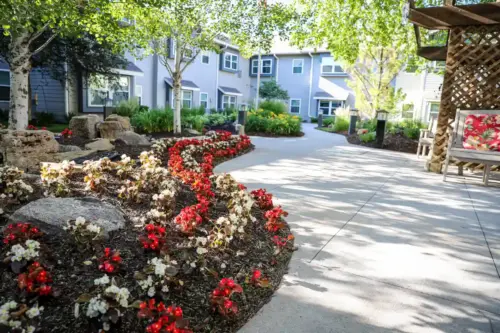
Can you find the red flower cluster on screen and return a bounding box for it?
[249,269,270,288]
[264,206,288,232]
[18,261,52,296]
[250,189,274,210]
[138,300,192,333]
[140,224,167,251]
[27,124,47,130]
[175,206,203,234]
[210,278,243,316]
[3,223,42,245]
[98,248,122,273]
[251,269,262,284]
[272,234,294,249]
[61,128,73,138]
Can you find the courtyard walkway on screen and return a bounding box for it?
[215,123,500,333]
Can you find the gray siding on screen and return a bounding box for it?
[30,69,66,121]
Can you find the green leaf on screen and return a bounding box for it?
[76,293,93,303]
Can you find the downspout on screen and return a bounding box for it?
[152,53,158,109]
[273,54,279,82]
[419,67,427,122]
[64,62,70,117]
[216,44,228,111]
[308,52,314,119]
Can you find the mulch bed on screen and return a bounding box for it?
[56,136,95,149]
[143,130,201,140]
[0,136,291,333]
[346,133,418,154]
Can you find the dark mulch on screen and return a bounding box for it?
[143,130,200,140]
[56,136,95,149]
[0,143,290,333]
[346,133,418,154]
[246,132,304,138]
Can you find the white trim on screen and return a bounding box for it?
[292,59,304,74]
[307,53,313,118]
[289,98,301,114]
[135,84,143,105]
[251,59,259,75]
[313,96,347,101]
[261,59,272,75]
[111,68,144,77]
[222,95,237,109]
[426,100,440,122]
[200,92,209,109]
[0,69,9,72]
[321,56,345,75]
[201,51,210,65]
[273,54,279,82]
[87,74,131,108]
[223,51,239,71]
[317,100,344,116]
[218,88,242,96]
[182,90,193,109]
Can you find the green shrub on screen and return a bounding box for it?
[359,132,376,143]
[310,117,318,123]
[258,100,286,115]
[33,112,55,126]
[403,127,420,140]
[389,119,426,140]
[323,117,335,127]
[332,116,349,132]
[183,114,208,132]
[246,115,269,133]
[182,106,206,117]
[114,98,142,117]
[358,119,377,132]
[206,113,229,126]
[246,111,302,136]
[131,107,174,133]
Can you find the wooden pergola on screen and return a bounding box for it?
[408,0,500,173]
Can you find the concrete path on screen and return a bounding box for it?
[215,123,500,333]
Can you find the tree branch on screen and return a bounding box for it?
[180,49,201,73]
[32,32,58,55]
[28,23,50,45]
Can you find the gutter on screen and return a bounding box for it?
[216,44,228,111]
[308,52,314,119]
[152,53,158,109]
[64,62,70,117]
[273,54,279,82]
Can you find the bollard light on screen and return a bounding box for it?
[348,108,359,135]
[317,113,323,128]
[238,105,248,126]
[375,110,389,148]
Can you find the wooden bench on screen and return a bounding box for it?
[443,109,500,186]
[417,118,436,158]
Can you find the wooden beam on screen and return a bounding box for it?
[445,5,499,25]
[409,8,450,30]
[417,46,447,61]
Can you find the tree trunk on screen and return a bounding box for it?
[173,75,182,134]
[8,31,32,130]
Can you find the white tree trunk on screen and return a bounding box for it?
[8,31,32,130]
[173,77,182,134]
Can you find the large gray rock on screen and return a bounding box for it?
[85,138,114,151]
[69,115,100,139]
[59,144,82,152]
[115,131,150,146]
[9,197,125,236]
[98,120,124,139]
[105,115,131,131]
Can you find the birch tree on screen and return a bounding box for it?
[0,0,162,130]
[148,0,294,134]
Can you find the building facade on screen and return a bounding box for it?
[0,45,443,124]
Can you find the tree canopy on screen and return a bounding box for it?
[259,80,290,101]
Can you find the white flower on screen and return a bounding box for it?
[150,257,167,277]
[86,223,101,234]
[161,285,169,293]
[103,322,111,331]
[27,326,36,333]
[117,288,130,307]
[86,296,109,318]
[138,275,153,290]
[221,263,226,269]
[8,240,40,262]
[147,287,156,297]
[25,305,43,319]
[94,275,110,286]
[105,285,120,295]
[75,217,86,226]
[196,247,208,255]
[190,262,196,268]
[9,320,21,328]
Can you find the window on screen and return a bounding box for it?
[262,59,272,74]
[290,99,301,114]
[222,95,236,109]
[251,59,259,74]
[223,52,238,70]
[135,85,142,105]
[292,59,303,74]
[200,92,208,109]
[0,71,10,102]
[402,103,414,119]
[182,90,192,108]
[88,74,130,107]
[428,102,440,121]
[201,51,210,64]
[321,57,344,74]
[318,100,343,116]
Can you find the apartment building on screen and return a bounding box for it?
[0,43,443,124]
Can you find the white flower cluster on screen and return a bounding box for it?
[0,166,33,201]
[137,257,176,297]
[115,155,135,178]
[40,160,75,197]
[0,301,42,333]
[82,158,116,192]
[150,178,178,220]
[94,274,110,286]
[63,217,102,242]
[104,285,130,308]
[86,295,109,318]
[152,138,176,157]
[8,240,40,262]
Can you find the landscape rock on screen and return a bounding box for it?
[106,115,131,131]
[59,144,82,152]
[99,120,124,139]
[69,115,100,139]
[51,149,98,163]
[186,128,201,135]
[85,139,114,151]
[0,130,59,172]
[9,197,125,236]
[115,131,150,146]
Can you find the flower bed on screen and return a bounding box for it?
[0,131,294,333]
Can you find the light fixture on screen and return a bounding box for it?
[376,110,389,121]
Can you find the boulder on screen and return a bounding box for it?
[106,115,131,131]
[51,149,98,163]
[186,128,201,136]
[9,197,125,236]
[69,115,100,139]
[59,144,82,152]
[85,139,114,151]
[0,130,59,172]
[99,120,124,139]
[115,131,150,146]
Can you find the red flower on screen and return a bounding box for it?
[138,303,192,333]
[211,278,243,317]
[18,262,53,296]
[98,248,122,273]
[264,206,288,233]
[251,189,274,210]
[2,223,42,245]
[139,224,166,252]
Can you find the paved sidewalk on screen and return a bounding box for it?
[215,123,500,333]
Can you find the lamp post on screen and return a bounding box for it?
[348,108,359,135]
[375,110,389,148]
[238,104,248,135]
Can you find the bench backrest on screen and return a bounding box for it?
[450,109,500,149]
